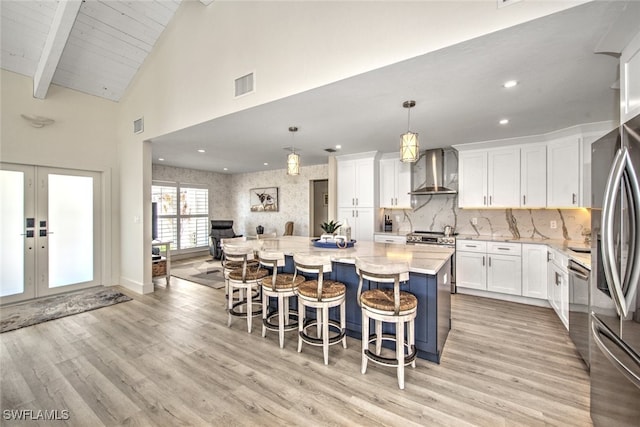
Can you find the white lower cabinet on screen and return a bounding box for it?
[456,241,522,296]
[547,249,569,330]
[373,233,406,245]
[521,244,548,299]
[456,249,487,290]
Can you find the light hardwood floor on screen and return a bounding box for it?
[0,276,592,426]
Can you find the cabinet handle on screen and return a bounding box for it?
[482,256,485,266]
[488,256,492,267]
[497,247,511,251]
[356,198,359,206]
[572,193,577,204]
[489,195,493,206]
[352,198,355,206]
[352,210,355,217]
[484,196,487,206]
[356,210,359,218]
[391,198,394,206]
[523,195,526,205]
[555,272,561,285]
[465,244,477,248]
[394,197,397,205]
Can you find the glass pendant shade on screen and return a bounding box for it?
[287,152,300,175]
[400,131,419,163]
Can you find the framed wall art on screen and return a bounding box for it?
[250,187,278,212]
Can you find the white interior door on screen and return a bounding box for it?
[0,164,101,304]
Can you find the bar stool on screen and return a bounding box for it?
[226,243,268,333]
[221,237,257,301]
[355,258,417,389]
[259,250,306,348]
[294,253,347,365]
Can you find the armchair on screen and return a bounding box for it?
[209,220,241,259]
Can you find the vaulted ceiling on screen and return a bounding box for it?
[2,1,640,175]
[1,0,184,101]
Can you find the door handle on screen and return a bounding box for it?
[572,193,577,204]
[602,146,640,317]
[591,314,640,388]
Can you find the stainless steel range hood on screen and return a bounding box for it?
[410,148,457,195]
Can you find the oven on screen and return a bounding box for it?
[406,231,456,293]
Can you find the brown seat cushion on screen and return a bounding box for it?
[262,273,305,290]
[297,280,346,299]
[228,267,269,281]
[361,289,417,312]
[224,259,258,270]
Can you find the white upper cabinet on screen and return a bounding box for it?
[458,151,488,208]
[379,154,411,209]
[487,148,520,207]
[520,145,547,208]
[547,135,581,208]
[621,31,640,123]
[337,153,377,208]
[458,148,519,208]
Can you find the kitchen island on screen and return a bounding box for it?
[251,236,454,363]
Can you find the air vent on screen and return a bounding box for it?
[235,72,254,97]
[133,117,144,134]
[324,148,337,153]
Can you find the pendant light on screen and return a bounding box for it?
[400,100,419,163]
[287,126,300,176]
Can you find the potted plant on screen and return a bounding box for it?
[320,220,341,235]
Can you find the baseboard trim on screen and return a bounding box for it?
[457,287,550,308]
[119,276,154,294]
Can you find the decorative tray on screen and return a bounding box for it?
[311,238,357,249]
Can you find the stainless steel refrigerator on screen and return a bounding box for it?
[590,113,640,426]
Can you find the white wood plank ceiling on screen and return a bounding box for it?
[1,0,186,101]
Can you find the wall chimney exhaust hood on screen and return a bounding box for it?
[410,148,457,195]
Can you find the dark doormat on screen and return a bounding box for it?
[0,287,132,333]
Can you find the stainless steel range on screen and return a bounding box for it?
[406,231,456,292]
[406,230,456,247]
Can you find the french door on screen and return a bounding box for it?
[0,164,101,305]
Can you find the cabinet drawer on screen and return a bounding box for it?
[456,240,487,253]
[374,234,406,245]
[487,242,521,256]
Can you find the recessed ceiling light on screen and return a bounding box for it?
[223,167,228,171]
[158,158,165,161]
[263,162,268,166]
[503,80,518,88]
[499,119,509,125]
[198,149,205,153]
[335,145,342,149]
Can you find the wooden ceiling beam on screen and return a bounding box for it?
[33,0,82,99]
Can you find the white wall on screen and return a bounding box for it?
[118,1,586,291]
[0,69,120,286]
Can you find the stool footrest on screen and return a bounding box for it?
[299,319,346,346]
[263,310,299,331]
[228,300,263,318]
[365,333,417,367]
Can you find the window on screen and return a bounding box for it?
[152,182,209,251]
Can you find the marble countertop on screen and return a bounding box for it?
[456,234,592,269]
[247,236,454,275]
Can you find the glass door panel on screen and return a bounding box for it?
[48,174,94,287]
[0,165,35,304]
[36,168,101,297]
